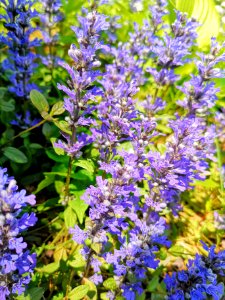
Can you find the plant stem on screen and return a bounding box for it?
[64,155,73,200]
[28,216,59,234]
[215,137,224,194]
[0,119,46,149]
[152,87,159,103]
[83,249,94,279]
[64,94,78,201]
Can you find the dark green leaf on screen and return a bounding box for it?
[0,98,15,112]
[34,175,55,194]
[17,287,45,300]
[46,148,69,163]
[3,147,28,164]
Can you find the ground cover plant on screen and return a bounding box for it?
[1,0,225,299]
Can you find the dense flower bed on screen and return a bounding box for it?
[1,0,225,299]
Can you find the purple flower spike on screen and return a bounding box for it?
[0,0,40,99]
[56,7,109,157]
[0,168,37,297]
[165,242,225,299]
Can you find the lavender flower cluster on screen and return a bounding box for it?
[0,168,37,299]
[165,242,225,300]
[0,0,40,99]
[55,5,109,158]
[55,1,225,299]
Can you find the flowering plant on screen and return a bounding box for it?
[1,0,225,299]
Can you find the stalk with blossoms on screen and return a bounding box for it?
[165,242,225,299]
[55,4,109,202]
[18,0,225,298]
[0,168,37,300]
[50,1,225,299]
[0,0,40,100]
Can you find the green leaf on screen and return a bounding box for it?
[53,120,71,134]
[37,197,58,212]
[16,287,45,300]
[68,285,89,300]
[0,98,15,112]
[37,261,60,274]
[68,253,86,269]
[147,275,159,292]
[55,180,64,194]
[3,147,28,164]
[174,0,220,47]
[156,124,172,134]
[69,191,88,223]
[91,243,102,254]
[52,292,64,300]
[194,179,218,189]
[30,90,49,113]
[72,169,94,181]
[50,101,65,116]
[74,159,95,174]
[46,148,69,163]
[34,175,55,194]
[82,278,97,300]
[29,143,43,149]
[103,278,117,291]
[136,292,146,300]
[64,206,77,229]
[168,245,187,257]
[42,123,58,139]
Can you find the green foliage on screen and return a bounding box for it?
[64,206,77,228]
[16,287,45,300]
[1,0,225,299]
[103,278,117,290]
[30,90,50,114]
[3,146,28,164]
[37,261,60,274]
[68,285,89,300]
[74,159,95,174]
[68,192,88,224]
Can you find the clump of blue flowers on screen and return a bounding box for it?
[56,0,225,298]
[165,242,225,300]
[0,0,40,99]
[0,168,37,299]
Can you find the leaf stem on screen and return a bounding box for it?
[0,119,46,149]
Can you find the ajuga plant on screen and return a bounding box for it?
[39,0,63,69]
[165,242,225,299]
[55,2,109,203]
[0,168,37,299]
[49,0,225,299]
[19,0,225,299]
[0,0,40,100]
